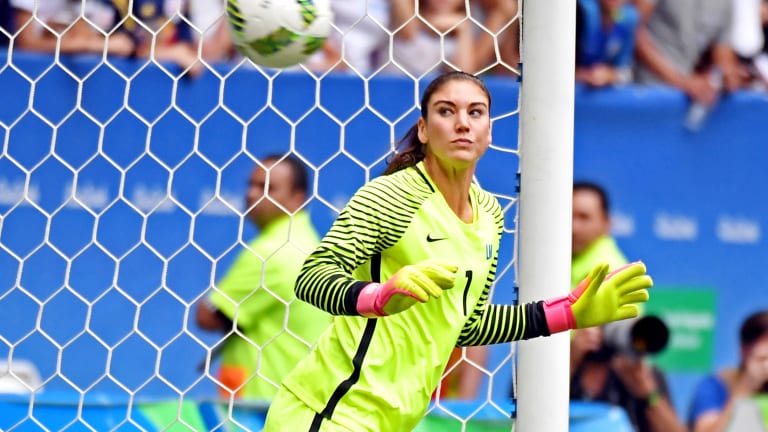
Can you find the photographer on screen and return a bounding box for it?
[570,323,686,432]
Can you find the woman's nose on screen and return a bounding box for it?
[455,112,469,130]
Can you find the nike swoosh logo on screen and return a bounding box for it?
[426,234,448,242]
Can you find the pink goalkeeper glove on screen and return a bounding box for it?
[356,259,458,318]
[543,261,653,333]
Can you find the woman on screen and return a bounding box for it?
[689,310,768,432]
[263,71,652,431]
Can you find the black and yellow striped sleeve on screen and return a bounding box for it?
[457,302,551,346]
[294,171,433,315]
[456,189,551,345]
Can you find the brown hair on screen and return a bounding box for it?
[740,310,768,347]
[261,153,310,194]
[573,181,611,215]
[739,310,768,392]
[383,71,491,175]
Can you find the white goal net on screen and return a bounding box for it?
[0,0,540,430]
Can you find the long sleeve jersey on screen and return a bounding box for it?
[281,162,552,431]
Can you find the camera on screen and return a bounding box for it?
[602,315,670,358]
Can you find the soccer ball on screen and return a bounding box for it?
[226,0,334,69]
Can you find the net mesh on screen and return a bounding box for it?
[0,0,522,430]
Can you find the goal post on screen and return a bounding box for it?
[516,0,576,431]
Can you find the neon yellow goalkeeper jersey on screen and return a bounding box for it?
[281,162,552,431]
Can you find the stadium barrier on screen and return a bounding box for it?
[0,391,634,431]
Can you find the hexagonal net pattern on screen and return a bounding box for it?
[0,1,522,430]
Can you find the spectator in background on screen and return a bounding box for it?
[688,310,768,432]
[179,0,234,63]
[472,0,519,75]
[385,0,476,76]
[631,0,748,108]
[575,0,640,87]
[112,0,204,76]
[311,0,389,75]
[385,0,519,77]
[730,0,763,82]
[10,0,135,56]
[731,0,768,89]
[196,155,331,400]
[569,181,686,432]
[571,181,627,288]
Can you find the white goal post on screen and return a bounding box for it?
[516,0,575,431]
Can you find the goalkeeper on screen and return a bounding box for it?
[263,71,653,431]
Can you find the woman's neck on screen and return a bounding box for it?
[423,158,474,223]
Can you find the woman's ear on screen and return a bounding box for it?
[417,117,428,145]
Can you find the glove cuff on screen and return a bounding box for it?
[357,283,384,318]
[542,295,577,333]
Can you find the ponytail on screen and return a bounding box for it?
[383,125,425,175]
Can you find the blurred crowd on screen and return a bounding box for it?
[0,0,233,77]
[0,0,765,97]
[0,0,518,77]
